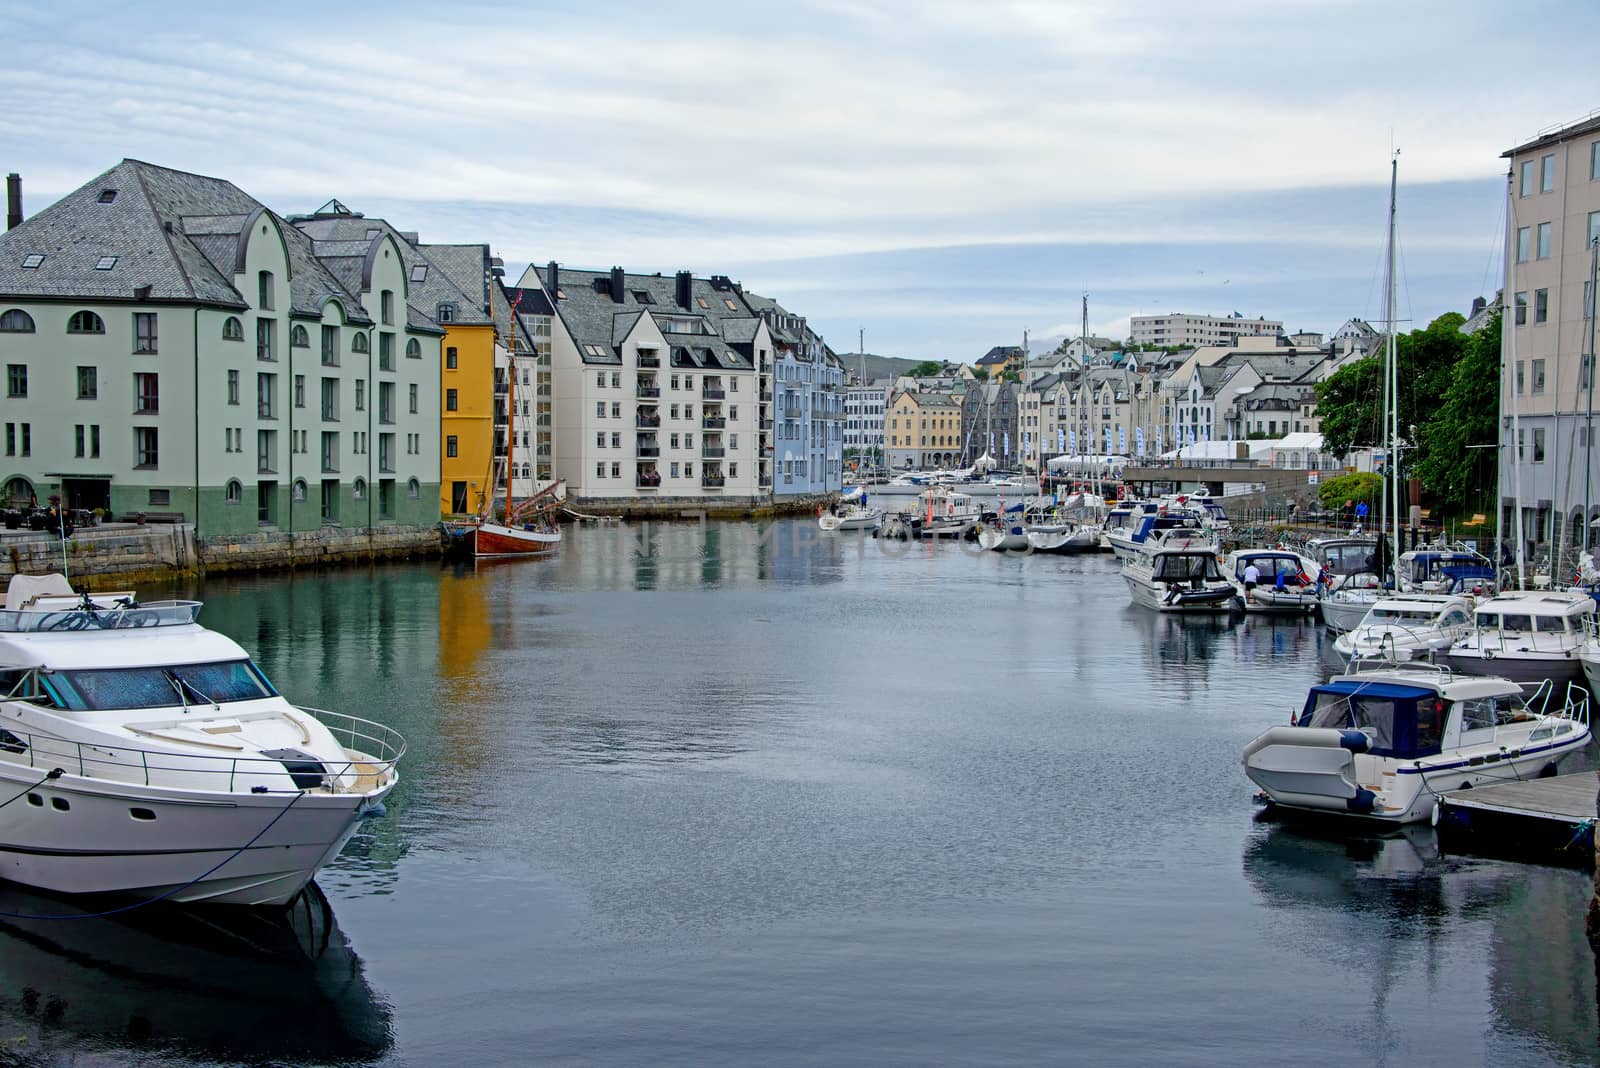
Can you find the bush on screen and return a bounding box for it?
[1317,472,1382,512]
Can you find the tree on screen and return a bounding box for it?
[1313,355,1382,458]
[1314,312,1470,462]
[971,366,989,380]
[1317,472,1383,511]
[1413,314,1500,519]
[908,360,943,378]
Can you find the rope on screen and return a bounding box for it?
[0,789,307,921]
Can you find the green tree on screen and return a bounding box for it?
[1313,355,1382,458]
[1413,314,1500,518]
[971,366,989,380]
[1317,472,1383,511]
[908,360,943,378]
[1314,312,1470,462]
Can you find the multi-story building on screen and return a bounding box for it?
[845,379,888,466]
[960,382,1019,466]
[1131,312,1283,348]
[885,392,961,470]
[0,162,441,535]
[511,264,772,502]
[1499,112,1600,559]
[747,295,844,496]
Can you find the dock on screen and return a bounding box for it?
[1434,772,1598,867]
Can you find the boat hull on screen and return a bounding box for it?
[473,522,560,558]
[1026,529,1099,554]
[1123,574,1239,613]
[1319,592,1379,633]
[0,767,392,905]
[978,526,1029,551]
[1442,649,1587,692]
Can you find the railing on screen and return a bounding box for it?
[702,475,725,488]
[760,419,773,430]
[0,705,404,794]
[703,387,726,399]
[0,599,202,633]
[636,473,661,488]
[637,353,660,368]
[636,385,661,399]
[702,446,725,458]
[702,416,726,429]
[637,445,661,457]
[636,414,661,428]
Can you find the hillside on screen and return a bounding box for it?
[836,353,923,383]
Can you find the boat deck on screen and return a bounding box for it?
[1435,772,1598,866]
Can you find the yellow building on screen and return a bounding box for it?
[885,391,962,470]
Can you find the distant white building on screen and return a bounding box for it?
[1131,312,1283,348]
[845,380,887,460]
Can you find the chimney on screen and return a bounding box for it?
[6,173,20,231]
[546,260,560,294]
[1471,295,1487,316]
[610,266,625,303]
[675,270,692,309]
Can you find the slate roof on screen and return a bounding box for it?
[977,345,1023,366]
[292,214,488,331]
[0,160,379,327]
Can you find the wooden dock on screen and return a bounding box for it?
[1435,772,1598,866]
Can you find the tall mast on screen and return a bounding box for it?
[1081,293,1089,370]
[1022,329,1030,487]
[1585,237,1598,553]
[504,289,523,524]
[1508,169,1527,588]
[1386,153,1401,582]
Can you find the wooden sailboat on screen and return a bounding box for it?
[467,318,561,559]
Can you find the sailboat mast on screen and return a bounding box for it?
[1508,169,1527,588]
[1585,238,1598,553]
[1385,154,1401,581]
[504,289,523,524]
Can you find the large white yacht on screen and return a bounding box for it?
[0,574,403,906]
[1243,661,1590,824]
[1331,593,1475,663]
[1443,590,1593,691]
[1122,544,1238,613]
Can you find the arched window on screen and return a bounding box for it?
[292,478,308,502]
[351,334,369,355]
[223,317,244,341]
[407,477,420,499]
[67,310,105,334]
[223,479,242,504]
[291,324,309,348]
[352,477,367,500]
[2,476,35,504]
[0,309,34,333]
[405,337,421,360]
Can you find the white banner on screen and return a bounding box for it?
[1117,426,1125,453]
[1135,426,1145,457]
[1069,429,1077,452]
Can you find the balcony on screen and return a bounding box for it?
[702,475,725,488]
[702,415,726,429]
[637,352,660,368]
[762,443,773,455]
[637,444,661,457]
[758,476,772,487]
[759,361,771,373]
[636,471,661,489]
[702,446,725,458]
[760,392,773,403]
[636,413,661,428]
[702,386,726,400]
[760,418,773,430]
[636,385,661,399]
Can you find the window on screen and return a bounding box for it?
[729,463,737,478]
[355,380,366,411]
[321,325,338,365]
[257,429,277,474]
[406,338,420,360]
[409,383,419,414]
[611,432,620,448]
[670,462,679,477]
[1541,153,1556,193]
[381,290,394,326]
[352,334,369,355]
[595,462,605,479]
[611,462,620,478]
[1534,289,1549,324]
[671,375,680,390]
[258,271,274,311]
[294,374,305,408]
[19,254,42,269]
[1537,222,1552,259]
[93,256,117,271]
[352,478,366,501]
[1514,291,1528,326]
[223,316,244,341]
[446,388,458,411]
[379,382,394,425]
[670,404,679,420]
[1532,358,1546,393]
[446,435,458,458]
[293,479,307,503]
[596,432,605,449]
[76,366,96,399]
[256,318,275,361]
[379,433,394,473]
[1520,160,1535,196]
[411,264,428,284]
[89,424,99,458]
[291,324,309,348]
[408,477,420,499]
[611,372,621,388]
[446,347,458,369]
[729,433,738,449]
[670,433,680,449]
[436,302,456,323]
[321,431,339,473]
[1516,227,1530,263]
[74,424,85,458]
[135,372,158,413]
[378,478,394,518]
[1592,141,1600,181]
[97,189,117,204]
[149,488,170,507]
[379,333,394,371]
[321,378,339,420]
[227,369,240,405]
[5,364,25,398]
[1533,427,1547,463]
[596,401,605,418]
[596,371,605,388]
[135,427,158,468]
[0,310,33,332]
[225,479,242,504]
[611,402,620,418]
[127,312,158,354]
[255,373,275,419]
[67,310,104,334]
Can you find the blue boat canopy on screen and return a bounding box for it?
[1297,681,1445,759]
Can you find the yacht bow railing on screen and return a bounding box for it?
[0,601,203,633]
[0,707,404,795]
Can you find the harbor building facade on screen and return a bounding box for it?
[0,162,442,537]
[845,380,887,467]
[886,391,961,470]
[748,296,846,497]
[1131,312,1283,348]
[1499,111,1600,562]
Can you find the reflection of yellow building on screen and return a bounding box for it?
[437,571,493,683]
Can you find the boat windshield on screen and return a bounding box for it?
[1235,556,1305,581]
[1152,553,1223,581]
[1367,607,1437,622]
[36,660,279,712]
[1320,544,1375,575]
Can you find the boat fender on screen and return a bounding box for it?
[1337,730,1369,754]
[1345,788,1377,814]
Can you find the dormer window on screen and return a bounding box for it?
[436,302,457,324]
[97,190,117,204]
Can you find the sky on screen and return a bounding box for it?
[3,0,1594,360]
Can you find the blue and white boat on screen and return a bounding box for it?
[1242,661,1590,824]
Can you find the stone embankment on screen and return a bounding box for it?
[0,523,440,588]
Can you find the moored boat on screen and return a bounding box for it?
[1331,593,1475,663]
[1224,547,1322,615]
[1123,544,1238,613]
[1443,590,1593,691]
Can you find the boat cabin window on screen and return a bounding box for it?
[1320,544,1372,575]
[1457,695,1531,731]
[1367,607,1434,622]
[1479,613,1533,632]
[1236,556,1304,583]
[39,660,278,711]
[1298,684,1444,758]
[1440,609,1470,627]
[1152,554,1222,582]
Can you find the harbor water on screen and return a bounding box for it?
[2,517,1597,1066]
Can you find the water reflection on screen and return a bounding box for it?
[1244,817,1600,1064]
[0,883,390,1063]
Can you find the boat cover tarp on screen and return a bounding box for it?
[1298,681,1442,759]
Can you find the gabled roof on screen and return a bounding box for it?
[292,214,489,330]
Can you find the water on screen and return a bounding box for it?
[3,518,1597,1066]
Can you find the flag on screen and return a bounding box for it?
[1136,426,1145,457]
[1069,429,1077,453]
[1003,432,1010,456]
[989,431,995,453]
[1104,426,1112,453]
[1117,426,1125,453]
[1024,431,1031,453]
[1057,427,1065,452]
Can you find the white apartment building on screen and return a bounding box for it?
[1131,312,1283,348]
[1499,110,1600,560]
[845,382,887,460]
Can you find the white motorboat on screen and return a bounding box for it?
[1123,544,1239,613]
[1444,590,1593,691]
[1224,548,1322,615]
[1026,526,1101,554]
[1243,661,1590,823]
[819,506,883,532]
[1105,510,1213,562]
[908,488,981,538]
[1318,583,1384,634]
[0,574,403,906]
[1331,593,1475,662]
[977,516,1029,551]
